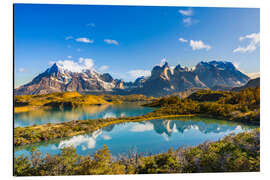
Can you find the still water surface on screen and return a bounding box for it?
[15,117,257,157]
[14,104,155,127]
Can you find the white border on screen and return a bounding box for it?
[1,0,269,180]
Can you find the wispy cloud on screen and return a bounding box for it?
[67,56,72,59]
[183,17,199,27]
[99,65,109,72]
[104,39,119,45]
[247,72,260,79]
[130,122,154,132]
[65,36,73,40]
[178,8,193,16]
[49,57,94,72]
[75,37,94,43]
[178,37,211,51]
[233,32,260,53]
[128,69,151,79]
[190,40,211,51]
[178,8,198,27]
[178,37,188,43]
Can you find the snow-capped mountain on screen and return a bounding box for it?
[14,63,124,95]
[194,61,250,88]
[130,62,207,96]
[15,60,250,96]
[128,61,250,96]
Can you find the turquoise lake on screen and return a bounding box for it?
[14,104,155,127]
[15,116,257,157]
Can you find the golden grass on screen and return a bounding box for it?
[14,106,38,113]
[14,92,111,113]
[14,92,155,113]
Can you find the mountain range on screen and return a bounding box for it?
[15,60,251,97]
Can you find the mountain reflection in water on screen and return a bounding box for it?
[14,104,155,127]
[15,117,256,157]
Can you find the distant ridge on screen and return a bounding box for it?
[231,77,260,91]
[15,60,250,97]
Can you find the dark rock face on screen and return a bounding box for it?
[131,62,207,96]
[99,73,113,83]
[194,61,250,88]
[14,63,121,95]
[15,61,251,96]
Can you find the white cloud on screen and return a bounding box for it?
[102,135,111,140]
[58,135,96,149]
[67,56,72,59]
[58,130,102,150]
[183,17,192,26]
[130,122,154,132]
[190,40,211,51]
[178,37,188,43]
[103,112,116,119]
[99,65,109,72]
[65,36,73,40]
[18,68,25,72]
[233,33,260,53]
[104,39,119,45]
[247,72,260,79]
[76,37,94,43]
[183,17,199,26]
[79,57,94,69]
[239,33,260,43]
[178,8,193,16]
[128,69,151,79]
[50,57,95,72]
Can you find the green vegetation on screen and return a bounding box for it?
[101,94,156,104]
[14,128,260,176]
[14,88,259,146]
[14,114,191,146]
[145,87,260,124]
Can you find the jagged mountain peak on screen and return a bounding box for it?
[46,63,60,73]
[194,60,249,88]
[162,61,169,68]
[197,61,236,70]
[15,60,251,96]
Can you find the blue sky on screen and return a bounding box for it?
[14,4,260,88]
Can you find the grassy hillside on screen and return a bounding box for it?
[14,128,259,176]
[14,87,260,146]
[14,92,154,113]
[100,94,156,104]
[145,87,260,123]
[14,92,109,113]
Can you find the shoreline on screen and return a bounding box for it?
[14,112,259,147]
[14,114,194,146]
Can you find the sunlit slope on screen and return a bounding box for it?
[14,92,109,113]
[14,92,155,113]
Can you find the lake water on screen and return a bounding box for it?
[15,116,257,158]
[14,104,156,127]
